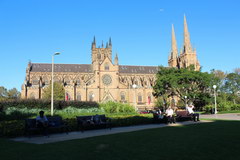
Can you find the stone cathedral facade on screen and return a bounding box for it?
[21,16,200,110]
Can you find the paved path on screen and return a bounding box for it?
[200,113,240,120]
[11,120,210,144]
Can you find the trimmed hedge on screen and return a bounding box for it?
[0,99,99,110]
[0,114,153,137]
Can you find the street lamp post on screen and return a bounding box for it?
[184,96,187,109]
[213,85,217,114]
[132,84,137,111]
[51,52,60,116]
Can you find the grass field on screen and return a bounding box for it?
[1,120,240,160]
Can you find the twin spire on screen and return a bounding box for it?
[171,24,178,59]
[183,15,192,53]
[170,14,193,59]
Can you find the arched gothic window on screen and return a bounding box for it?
[138,93,142,103]
[89,92,94,101]
[76,93,81,101]
[147,93,152,105]
[65,92,71,101]
[120,92,126,102]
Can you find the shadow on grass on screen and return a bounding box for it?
[2,120,240,160]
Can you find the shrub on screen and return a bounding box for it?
[231,104,240,110]
[203,102,240,113]
[100,102,135,113]
[0,99,99,110]
[55,107,105,118]
[0,114,153,137]
[202,105,214,113]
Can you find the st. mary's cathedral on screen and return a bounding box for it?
[21,15,200,110]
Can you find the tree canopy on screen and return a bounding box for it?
[0,86,20,101]
[223,72,240,104]
[153,66,214,108]
[42,82,65,100]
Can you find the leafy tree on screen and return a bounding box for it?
[210,69,226,90]
[234,68,240,75]
[223,72,240,104]
[7,88,20,99]
[0,86,8,100]
[42,82,65,100]
[153,66,213,108]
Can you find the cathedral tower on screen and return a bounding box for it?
[168,15,200,71]
[91,37,112,70]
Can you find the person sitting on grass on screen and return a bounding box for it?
[36,110,49,136]
[165,107,176,124]
[186,102,200,122]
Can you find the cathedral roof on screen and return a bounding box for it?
[29,63,159,74]
[119,65,159,74]
[30,63,92,73]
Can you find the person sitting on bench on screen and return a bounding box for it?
[165,107,175,124]
[36,110,48,135]
[186,103,200,122]
[92,114,102,124]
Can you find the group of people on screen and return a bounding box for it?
[155,102,200,124]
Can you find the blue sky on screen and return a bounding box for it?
[0,0,239,91]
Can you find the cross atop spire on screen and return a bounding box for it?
[183,14,192,53]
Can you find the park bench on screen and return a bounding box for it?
[76,115,111,132]
[176,110,192,121]
[152,112,167,123]
[25,116,68,137]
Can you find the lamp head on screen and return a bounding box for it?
[132,84,137,88]
[54,52,60,56]
[213,85,217,89]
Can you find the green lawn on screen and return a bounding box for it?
[1,120,240,160]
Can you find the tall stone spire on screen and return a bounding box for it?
[102,40,104,48]
[92,36,96,49]
[171,24,178,59]
[183,14,192,53]
[109,37,112,47]
[93,36,96,44]
[168,24,178,68]
[114,53,118,65]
